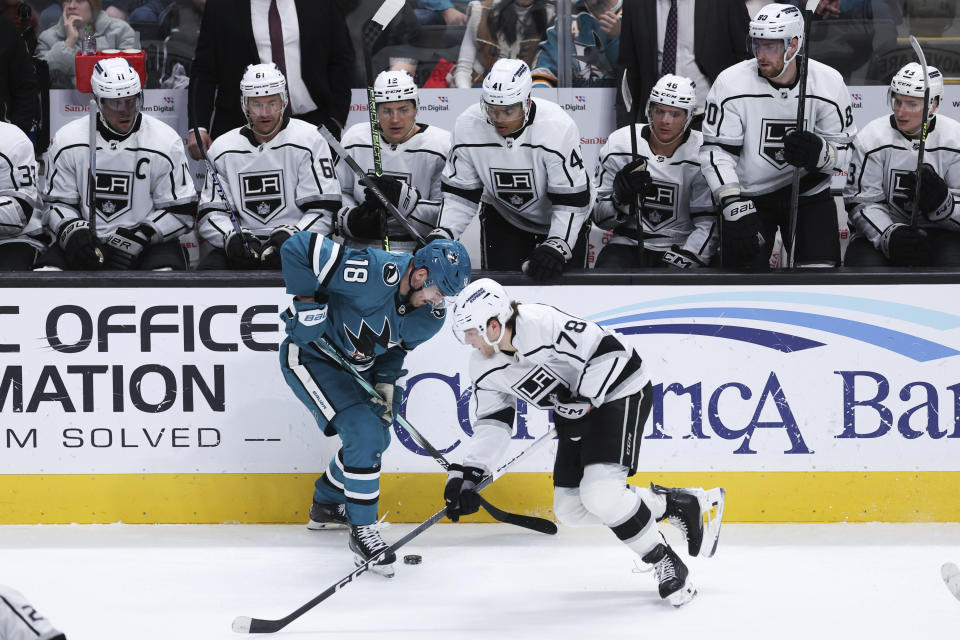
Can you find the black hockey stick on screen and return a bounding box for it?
[623,70,645,266]
[908,35,931,229]
[310,335,557,535]
[86,98,104,265]
[231,427,558,634]
[192,126,256,258]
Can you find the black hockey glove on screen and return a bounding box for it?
[612,156,653,205]
[526,237,572,281]
[900,164,953,221]
[339,200,386,239]
[662,245,704,269]
[365,175,420,217]
[880,223,930,266]
[444,463,484,522]
[548,389,593,421]
[104,224,153,270]
[720,196,765,263]
[224,229,262,269]
[259,224,299,269]
[58,219,104,270]
[783,130,834,172]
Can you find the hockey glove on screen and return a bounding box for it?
[662,245,704,269]
[281,298,328,347]
[880,223,930,266]
[548,389,593,421]
[721,196,765,263]
[612,156,653,206]
[370,377,405,427]
[900,164,954,221]
[224,229,262,269]
[365,175,420,217]
[58,219,104,270]
[259,224,299,268]
[444,463,484,522]
[783,130,835,172]
[104,224,153,270]
[526,237,572,281]
[424,227,453,244]
[338,200,386,239]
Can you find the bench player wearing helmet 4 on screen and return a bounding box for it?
[445,278,725,607]
[278,233,470,577]
[0,122,45,270]
[428,59,593,281]
[593,74,718,268]
[700,3,855,268]
[197,63,341,270]
[0,583,66,640]
[844,63,960,267]
[335,70,449,254]
[41,58,196,271]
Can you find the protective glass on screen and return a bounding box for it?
[99,95,141,118]
[750,39,785,57]
[890,94,925,114]
[377,102,416,119]
[245,97,284,116]
[649,104,687,123]
[484,101,524,122]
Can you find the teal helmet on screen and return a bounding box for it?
[413,239,472,297]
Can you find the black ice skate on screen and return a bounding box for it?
[642,542,696,607]
[306,501,348,530]
[651,483,725,558]
[349,524,396,578]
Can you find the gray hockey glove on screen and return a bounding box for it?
[526,237,571,281]
[900,164,953,221]
[721,196,764,262]
[104,224,153,270]
[424,227,453,244]
[224,229,262,269]
[369,369,406,426]
[662,245,705,269]
[260,224,299,268]
[548,389,593,420]
[783,130,835,172]
[281,298,327,347]
[58,219,104,270]
[444,463,484,522]
[880,223,930,266]
[612,156,653,205]
[365,175,420,217]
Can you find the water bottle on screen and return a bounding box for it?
[81,24,97,55]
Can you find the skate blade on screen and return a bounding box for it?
[943,562,960,601]
[698,487,725,559]
[354,554,395,578]
[306,520,348,530]
[667,583,697,608]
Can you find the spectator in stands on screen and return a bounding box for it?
[35,0,137,89]
[187,0,354,160]
[532,0,621,88]
[2,0,39,53]
[450,0,553,88]
[415,0,466,26]
[0,15,40,133]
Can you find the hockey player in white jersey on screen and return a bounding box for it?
[41,58,196,271]
[445,279,725,607]
[428,59,593,280]
[844,63,960,266]
[197,63,341,270]
[700,3,855,268]
[593,74,717,268]
[0,584,66,640]
[335,70,448,253]
[0,122,45,270]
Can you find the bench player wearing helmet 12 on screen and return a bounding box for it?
[844,63,960,267]
[428,59,593,281]
[593,74,718,269]
[278,232,471,577]
[700,3,855,268]
[335,70,449,254]
[445,278,725,606]
[0,122,45,271]
[41,58,197,271]
[196,63,341,270]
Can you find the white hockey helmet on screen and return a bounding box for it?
[374,70,419,107]
[452,278,513,348]
[889,62,944,117]
[240,63,288,118]
[749,3,804,69]
[90,57,142,100]
[482,59,533,126]
[645,74,697,128]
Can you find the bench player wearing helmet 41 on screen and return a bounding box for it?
[593,74,718,268]
[278,232,471,577]
[41,58,196,270]
[335,70,449,254]
[428,59,593,281]
[844,62,960,267]
[197,63,341,269]
[445,278,725,607]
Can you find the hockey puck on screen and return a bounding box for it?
[403,554,422,565]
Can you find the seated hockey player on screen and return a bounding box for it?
[335,70,448,254]
[40,58,196,271]
[427,59,593,281]
[196,63,341,270]
[0,583,66,639]
[0,122,45,270]
[593,74,718,269]
[445,278,725,607]
[844,62,960,267]
[278,233,471,577]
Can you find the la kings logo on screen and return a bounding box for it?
[759,118,797,169]
[94,170,132,220]
[240,170,285,223]
[512,364,564,409]
[640,181,678,230]
[490,169,537,211]
[889,169,916,215]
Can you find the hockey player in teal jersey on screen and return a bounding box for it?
[279,232,471,576]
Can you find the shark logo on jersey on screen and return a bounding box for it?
[94,170,132,220]
[240,170,285,223]
[344,317,392,361]
[382,262,400,286]
[512,364,565,409]
[491,169,537,211]
[759,119,796,169]
[889,169,916,215]
[641,181,678,230]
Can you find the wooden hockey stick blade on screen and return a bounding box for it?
[370,0,404,29]
[476,495,557,535]
[943,562,960,601]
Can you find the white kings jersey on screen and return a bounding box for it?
[436,98,594,244]
[335,122,449,243]
[460,303,648,474]
[197,118,340,248]
[844,114,960,245]
[0,584,65,640]
[0,122,45,250]
[43,113,196,241]
[593,124,717,261]
[700,58,856,199]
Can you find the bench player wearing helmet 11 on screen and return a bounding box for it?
[196,63,342,270]
[445,278,725,607]
[335,70,449,254]
[428,59,594,281]
[40,58,197,271]
[843,62,960,267]
[593,74,718,269]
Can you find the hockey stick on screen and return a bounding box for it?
[622,70,645,266]
[86,98,104,265]
[786,0,819,269]
[908,35,931,229]
[310,335,557,535]
[943,562,960,601]
[318,124,427,247]
[232,426,558,634]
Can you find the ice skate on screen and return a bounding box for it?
[306,501,348,530]
[349,524,396,578]
[651,483,725,558]
[642,542,696,607]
